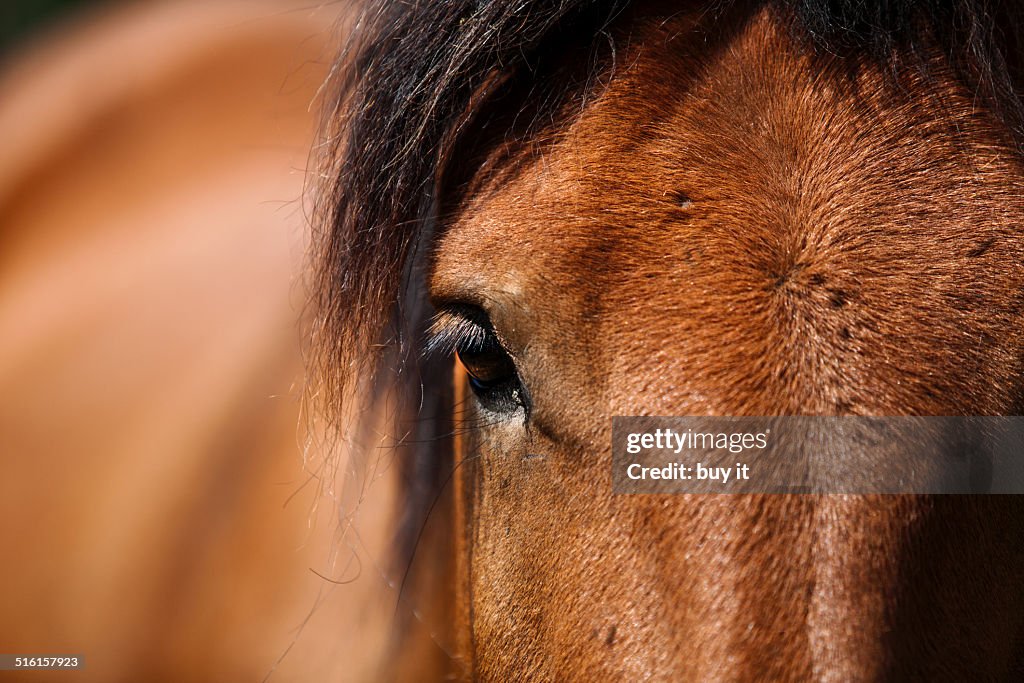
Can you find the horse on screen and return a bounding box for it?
[310,0,1024,679]
[0,1,414,680]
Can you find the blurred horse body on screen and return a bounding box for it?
[0,2,406,681]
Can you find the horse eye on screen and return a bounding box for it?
[455,334,525,414]
[457,341,516,390]
[429,304,529,416]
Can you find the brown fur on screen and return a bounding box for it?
[0,2,406,681]
[419,4,1024,680]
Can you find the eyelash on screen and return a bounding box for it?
[427,305,528,417]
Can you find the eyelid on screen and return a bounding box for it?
[426,312,486,355]
[426,304,513,358]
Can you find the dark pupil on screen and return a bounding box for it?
[456,344,515,389]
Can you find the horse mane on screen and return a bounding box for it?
[308,0,1024,578]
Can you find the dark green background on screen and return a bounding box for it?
[2,0,102,54]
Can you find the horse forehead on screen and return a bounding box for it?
[435,6,1021,333]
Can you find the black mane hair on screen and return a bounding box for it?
[308,0,1024,601]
